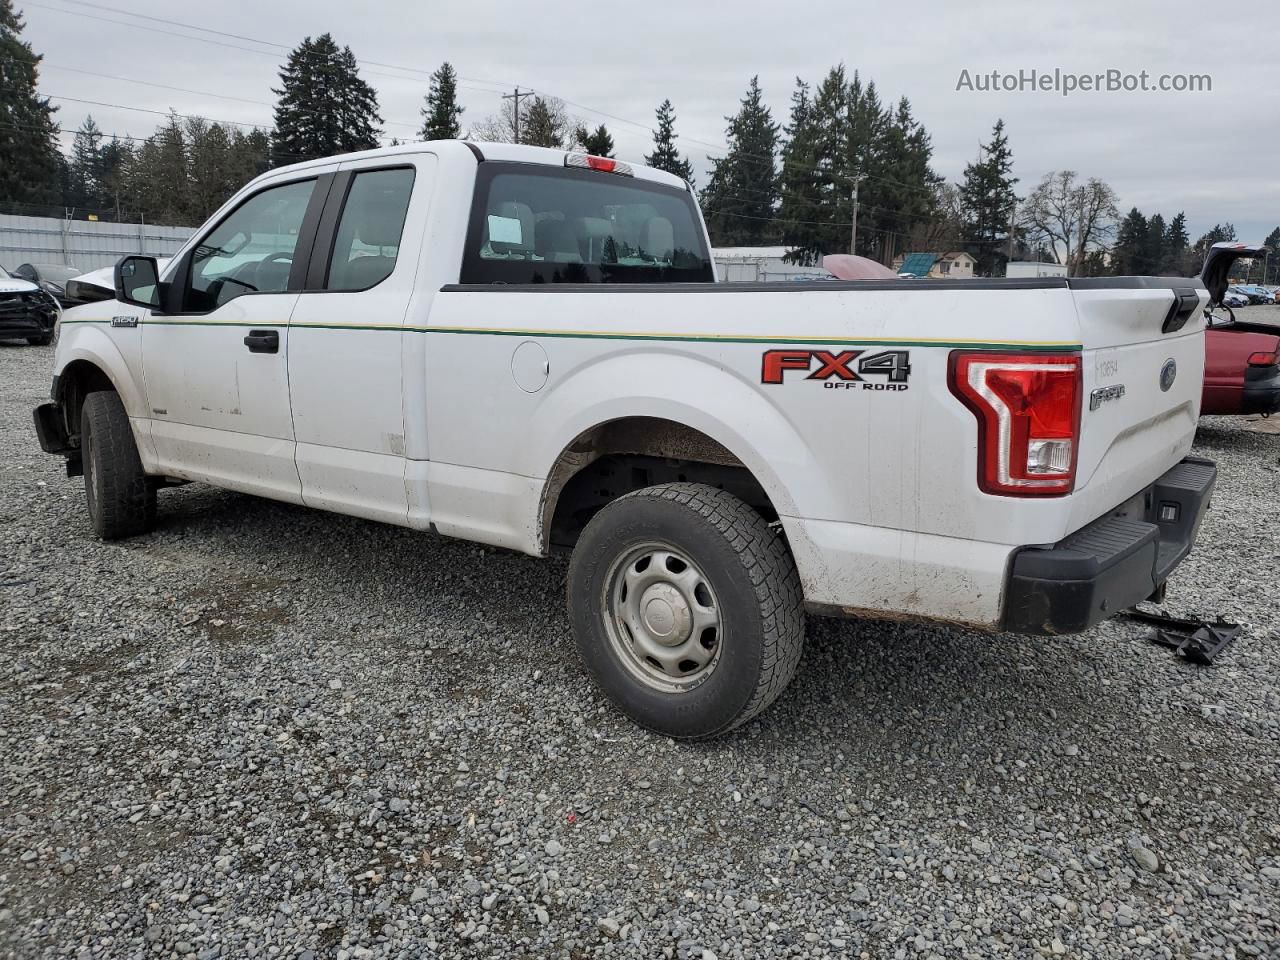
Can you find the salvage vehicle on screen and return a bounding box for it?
[0,262,60,345]
[34,142,1218,738]
[1201,243,1280,416]
[13,262,82,306]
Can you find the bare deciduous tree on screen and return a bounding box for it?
[1020,170,1119,276]
[907,182,966,254]
[471,94,574,147]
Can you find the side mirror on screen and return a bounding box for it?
[114,256,163,309]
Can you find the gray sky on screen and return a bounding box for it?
[21,0,1278,245]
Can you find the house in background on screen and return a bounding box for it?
[894,251,977,279]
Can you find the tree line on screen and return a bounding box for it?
[1,1,1273,274]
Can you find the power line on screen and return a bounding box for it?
[36,61,420,129]
[24,0,517,93]
[29,0,942,199]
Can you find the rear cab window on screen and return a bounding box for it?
[461,162,713,285]
[325,167,415,291]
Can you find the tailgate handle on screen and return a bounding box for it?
[1162,287,1200,334]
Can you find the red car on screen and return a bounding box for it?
[1200,243,1280,416]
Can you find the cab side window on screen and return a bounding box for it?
[184,179,315,312]
[324,168,415,291]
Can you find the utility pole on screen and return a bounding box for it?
[1007,200,1018,263]
[501,87,533,144]
[849,176,862,255]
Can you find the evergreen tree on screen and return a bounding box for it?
[98,135,130,219]
[420,62,463,140]
[574,123,614,157]
[521,97,566,148]
[0,0,63,205]
[868,95,940,265]
[781,66,850,262]
[778,79,826,264]
[67,115,104,209]
[958,119,1018,276]
[644,100,694,183]
[1163,212,1190,274]
[122,112,191,224]
[1256,227,1280,283]
[1142,213,1166,274]
[1110,207,1148,275]
[1190,223,1237,273]
[699,76,781,246]
[271,34,382,166]
[185,117,237,222]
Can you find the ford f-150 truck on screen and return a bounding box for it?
[34,141,1217,738]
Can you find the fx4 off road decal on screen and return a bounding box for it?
[761,349,911,390]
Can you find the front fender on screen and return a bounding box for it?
[55,320,146,417]
[524,348,835,520]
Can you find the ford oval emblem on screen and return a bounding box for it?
[1159,358,1177,392]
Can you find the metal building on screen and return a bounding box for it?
[0,215,195,274]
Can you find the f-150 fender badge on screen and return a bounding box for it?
[761,349,911,390]
[111,315,139,328]
[1089,383,1126,410]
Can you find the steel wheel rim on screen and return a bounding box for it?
[602,541,723,693]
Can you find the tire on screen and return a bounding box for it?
[27,334,53,346]
[81,391,155,540]
[567,482,804,739]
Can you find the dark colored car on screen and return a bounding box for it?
[1200,244,1280,416]
[13,262,83,306]
[0,263,60,345]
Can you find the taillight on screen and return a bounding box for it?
[1247,351,1278,367]
[565,153,634,176]
[949,352,1083,497]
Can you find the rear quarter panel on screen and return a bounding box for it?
[418,284,1091,551]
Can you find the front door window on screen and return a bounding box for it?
[183,179,315,312]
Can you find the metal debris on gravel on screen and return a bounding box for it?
[1,342,1277,959]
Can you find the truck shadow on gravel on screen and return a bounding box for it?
[143,483,1167,762]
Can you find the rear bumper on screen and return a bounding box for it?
[1243,367,1280,414]
[1001,457,1216,635]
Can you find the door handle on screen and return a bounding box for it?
[243,329,279,354]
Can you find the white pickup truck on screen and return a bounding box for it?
[35,141,1216,738]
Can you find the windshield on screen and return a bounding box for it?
[461,163,713,285]
[32,264,81,282]
[0,264,10,279]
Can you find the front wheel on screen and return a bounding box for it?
[81,391,156,540]
[567,483,804,739]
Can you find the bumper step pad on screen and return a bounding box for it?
[1002,457,1217,636]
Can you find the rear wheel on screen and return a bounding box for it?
[81,391,155,540]
[567,482,804,739]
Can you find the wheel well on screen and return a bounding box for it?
[542,417,781,553]
[57,359,117,447]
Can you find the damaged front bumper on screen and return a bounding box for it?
[1001,457,1217,635]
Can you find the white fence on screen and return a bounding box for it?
[712,247,829,283]
[0,215,195,274]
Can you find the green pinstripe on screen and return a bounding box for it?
[59,317,1083,352]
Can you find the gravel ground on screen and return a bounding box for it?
[1,341,1277,960]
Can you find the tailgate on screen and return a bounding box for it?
[1065,278,1208,532]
